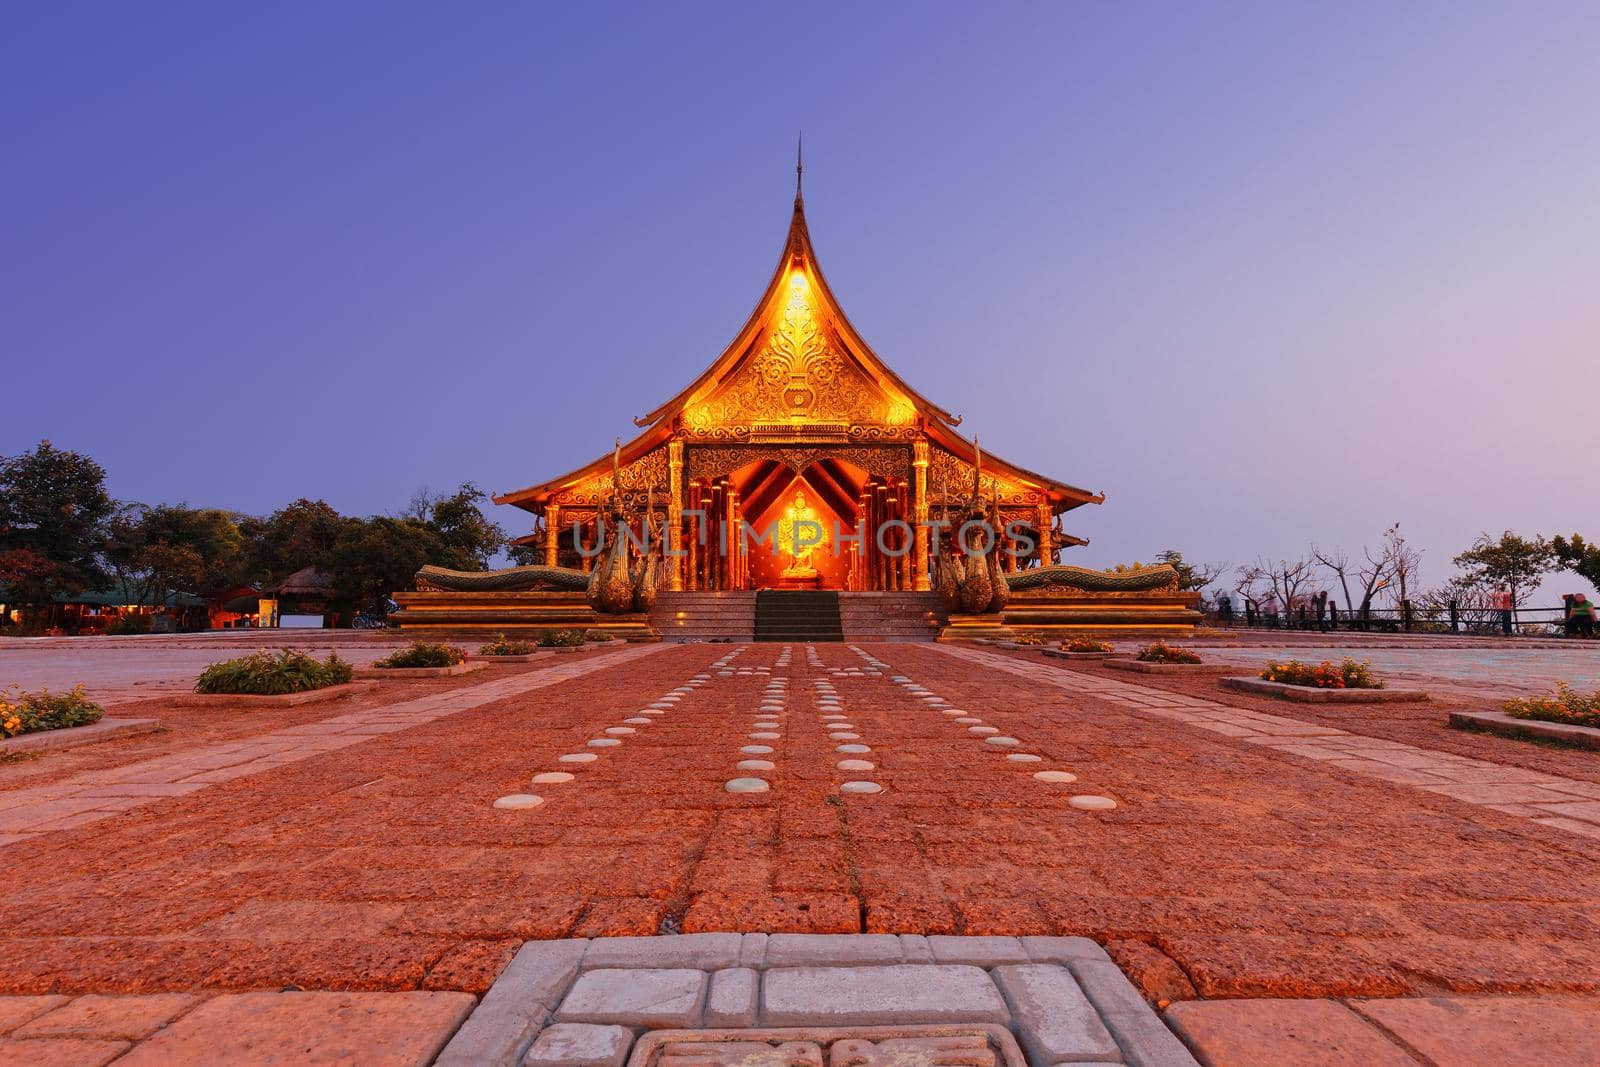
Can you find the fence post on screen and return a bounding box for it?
[1449,600,1459,634]
[1501,608,1513,636]
[1329,599,1339,630]
[1401,599,1413,632]
[1360,599,1371,632]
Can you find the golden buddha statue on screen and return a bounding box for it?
[777,490,825,579]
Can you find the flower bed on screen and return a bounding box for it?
[1065,638,1114,654]
[1260,658,1384,690]
[478,633,538,657]
[195,650,353,695]
[374,642,467,669]
[540,629,586,648]
[1137,642,1202,665]
[1505,684,1600,729]
[2,685,105,738]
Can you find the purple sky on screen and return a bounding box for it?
[5,3,1598,599]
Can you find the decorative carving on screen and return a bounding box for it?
[683,274,913,439]
[553,449,669,507]
[414,564,588,592]
[688,445,912,483]
[928,447,1043,506]
[1006,562,1181,593]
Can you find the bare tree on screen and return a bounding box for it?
[1238,555,1318,616]
[1312,544,1356,612]
[1381,523,1424,608]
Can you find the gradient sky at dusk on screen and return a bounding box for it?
[5,2,1598,596]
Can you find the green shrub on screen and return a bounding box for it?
[1,685,105,737]
[1506,683,1600,729]
[107,614,152,636]
[195,650,354,694]
[1137,641,1202,664]
[478,633,536,656]
[374,642,467,669]
[1063,637,1114,653]
[1261,658,1384,689]
[539,629,586,648]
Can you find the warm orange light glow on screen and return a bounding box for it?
[886,398,915,425]
[789,269,808,292]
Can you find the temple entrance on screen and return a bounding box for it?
[680,452,919,592]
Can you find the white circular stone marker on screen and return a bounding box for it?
[605,727,635,735]
[741,745,774,754]
[737,759,775,771]
[968,726,999,736]
[1070,794,1117,810]
[750,732,781,740]
[954,717,982,724]
[1035,770,1078,783]
[985,736,1021,747]
[531,772,575,784]
[623,717,652,725]
[836,759,875,771]
[587,738,622,747]
[725,778,769,793]
[836,743,871,753]
[1007,753,1043,763]
[493,794,545,810]
[840,781,883,794]
[754,721,780,729]
[558,752,598,763]
[829,732,860,741]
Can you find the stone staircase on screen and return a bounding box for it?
[839,591,945,642]
[647,590,945,642]
[648,592,756,642]
[755,590,844,642]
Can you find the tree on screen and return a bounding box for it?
[328,517,447,613]
[419,482,505,570]
[238,499,348,587]
[104,504,245,607]
[1236,555,1318,615]
[1552,534,1600,594]
[0,441,113,606]
[1382,523,1424,607]
[1155,549,1225,594]
[1453,531,1555,610]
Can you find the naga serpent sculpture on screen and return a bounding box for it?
[415,564,590,592]
[1004,563,1180,593]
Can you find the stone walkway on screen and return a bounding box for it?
[939,644,1600,840]
[0,644,664,847]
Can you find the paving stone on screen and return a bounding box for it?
[736,760,776,772]
[761,965,1008,1026]
[840,781,883,794]
[436,939,589,1066]
[984,736,1020,747]
[741,745,774,755]
[765,934,904,967]
[1070,795,1117,811]
[554,969,706,1028]
[836,759,875,771]
[582,933,741,970]
[992,964,1119,1063]
[117,991,476,1067]
[532,772,576,785]
[726,778,770,793]
[927,935,1028,966]
[0,1036,131,1065]
[523,1023,633,1067]
[1034,771,1077,783]
[1071,959,1200,1066]
[705,969,758,1027]
[586,739,622,748]
[836,744,871,754]
[1165,999,1415,1066]
[1006,753,1043,763]
[1021,937,1111,965]
[898,935,935,964]
[739,934,768,968]
[1353,995,1600,1066]
[558,753,599,764]
[15,993,199,1040]
[0,996,70,1033]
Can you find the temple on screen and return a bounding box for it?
[392,162,1201,639]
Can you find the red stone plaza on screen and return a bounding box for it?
[2,629,1599,1064]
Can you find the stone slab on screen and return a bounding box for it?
[15,994,199,1040]
[555,969,706,1028]
[1103,661,1234,675]
[624,1026,1027,1067]
[1450,710,1600,751]
[354,661,488,679]
[113,991,476,1067]
[0,718,162,754]
[524,1023,634,1067]
[991,964,1119,1063]
[0,995,70,1033]
[1021,937,1112,965]
[1353,995,1600,1066]
[1069,959,1199,1066]
[435,939,589,1067]
[1164,998,1414,1067]
[0,1036,130,1065]
[761,965,1008,1026]
[764,934,903,967]
[1221,677,1429,703]
[705,969,757,1028]
[166,681,379,707]
[582,933,740,971]
[926,936,1028,967]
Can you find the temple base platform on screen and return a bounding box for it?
[939,590,1203,640]
[389,590,659,640]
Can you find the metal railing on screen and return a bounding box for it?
[1209,599,1583,637]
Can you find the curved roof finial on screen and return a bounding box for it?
[795,131,804,204]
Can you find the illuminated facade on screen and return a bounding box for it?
[494,180,1103,593]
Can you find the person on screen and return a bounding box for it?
[1571,593,1596,638]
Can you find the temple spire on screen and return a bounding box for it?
[795,132,804,205]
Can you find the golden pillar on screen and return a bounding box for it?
[728,487,742,590]
[1036,503,1053,568]
[912,442,930,591]
[667,442,684,591]
[544,504,561,568]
